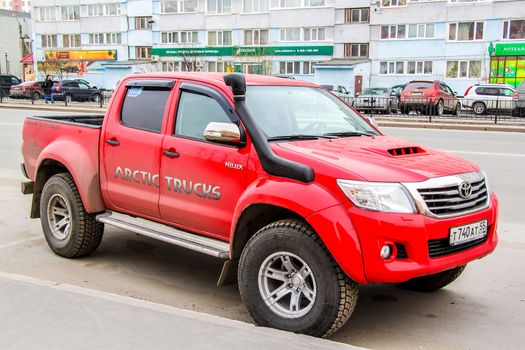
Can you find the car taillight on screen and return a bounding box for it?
[513,92,519,100]
[464,86,473,96]
[56,82,61,93]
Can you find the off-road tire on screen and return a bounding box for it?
[396,265,466,292]
[40,173,104,258]
[238,219,358,337]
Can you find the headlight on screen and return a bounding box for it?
[337,179,416,213]
[482,170,492,194]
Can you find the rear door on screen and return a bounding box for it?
[103,79,175,218]
[159,82,250,238]
[77,81,92,101]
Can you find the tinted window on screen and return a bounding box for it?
[78,82,90,89]
[406,82,433,90]
[63,81,79,88]
[121,87,170,133]
[476,87,499,96]
[500,88,515,97]
[11,77,20,84]
[175,91,231,141]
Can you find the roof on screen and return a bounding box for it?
[20,53,33,63]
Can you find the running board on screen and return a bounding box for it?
[96,212,230,259]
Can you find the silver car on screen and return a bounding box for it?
[512,81,525,117]
[462,84,515,115]
[353,87,398,114]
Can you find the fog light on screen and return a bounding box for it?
[380,244,393,259]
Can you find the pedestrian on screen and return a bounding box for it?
[43,75,54,104]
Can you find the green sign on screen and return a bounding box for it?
[151,45,333,57]
[494,43,525,56]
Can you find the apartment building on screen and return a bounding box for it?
[1,0,31,13]
[369,0,525,93]
[0,9,31,78]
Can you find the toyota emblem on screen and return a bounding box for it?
[458,181,473,199]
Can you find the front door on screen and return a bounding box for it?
[103,80,174,218]
[354,75,363,96]
[159,83,250,238]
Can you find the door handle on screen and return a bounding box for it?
[163,149,180,158]
[106,139,120,146]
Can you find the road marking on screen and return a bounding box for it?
[443,150,525,158]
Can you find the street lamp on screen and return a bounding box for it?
[4,53,8,74]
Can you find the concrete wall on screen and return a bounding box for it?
[0,10,31,79]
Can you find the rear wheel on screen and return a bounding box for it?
[238,219,358,337]
[472,101,487,115]
[40,173,104,258]
[396,265,466,292]
[32,91,41,100]
[434,100,444,116]
[65,94,73,104]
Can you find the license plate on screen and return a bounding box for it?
[449,220,488,246]
[411,92,422,96]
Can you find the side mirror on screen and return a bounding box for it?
[453,91,458,96]
[204,122,241,144]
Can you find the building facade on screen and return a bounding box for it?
[31,0,525,92]
[0,9,32,78]
[1,0,31,13]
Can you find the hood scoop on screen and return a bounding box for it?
[387,146,426,156]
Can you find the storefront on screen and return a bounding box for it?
[489,42,525,87]
[151,46,333,76]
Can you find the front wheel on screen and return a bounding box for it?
[396,265,466,292]
[40,173,104,258]
[238,219,358,337]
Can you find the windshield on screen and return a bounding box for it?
[362,88,388,95]
[245,86,378,139]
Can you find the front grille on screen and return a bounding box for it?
[428,234,489,258]
[417,178,488,217]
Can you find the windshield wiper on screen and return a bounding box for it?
[268,134,335,141]
[323,131,376,138]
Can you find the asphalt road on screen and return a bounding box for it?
[0,108,524,349]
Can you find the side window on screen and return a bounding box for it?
[444,85,454,95]
[475,87,486,95]
[175,91,232,141]
[121,87,170,133]
[11,77,20,85]
[63,82,79,88]
[78,82,90,90]
[501,88,514,97]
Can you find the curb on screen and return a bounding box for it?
[378,120,525,133]
[0,103,105,113]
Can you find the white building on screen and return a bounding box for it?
[0,9,32,78]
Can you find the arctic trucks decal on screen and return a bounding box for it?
[115,166,221,200]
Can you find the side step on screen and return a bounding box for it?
[96,212,229,259]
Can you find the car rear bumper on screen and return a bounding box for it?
[308,193,498,284]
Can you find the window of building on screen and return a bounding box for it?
[162,61,197,71]
[135,17,153,30]
[448,22,484,41]
[207,61,233,72]
[381,0,407,7]
[304,0,325,6]
[446,60,481,78]
[41,34,57,48]
[244,29,269,45]
[503,20,525,40]
[161,31,199,44]
[380,60,432,75]
[381,24,406,39]
[344,43,368,58]
[279,61,301,74]
[345,8,369,23]
[83,3,121,16]
[448,0,489,3]
[62,34,81,48]
[207,0,232,14]
[303,61,317,75]
[89,33,122,45]
[207,31,232,46]
[277,0,324,8]
[136,46,152,59]
[243,0,269,13]
[37,7,56,21]
[175,92,232,141]
[280,28,301,41]
[59,6,80,21]
[408,23,434,38]
[406,61,433,74]
[121,87,170,133]
[304,28,326,41]
[160,0,197,13]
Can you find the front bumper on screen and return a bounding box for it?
[308,193,498,284]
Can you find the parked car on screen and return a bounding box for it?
[354,87,398,114]
[512,81,525,117]
[390,84,406,104]
[399,80,460,115]
[51,79,102,103]
[0,74,22,97]
[321,84,351,99]
[462,84,516,115]
[9,81,46,100]
[21,72,498,337]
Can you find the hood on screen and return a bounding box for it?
[276,135,479,183]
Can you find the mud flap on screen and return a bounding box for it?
[217,259,238,286]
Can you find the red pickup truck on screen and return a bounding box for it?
[21,72,498,337]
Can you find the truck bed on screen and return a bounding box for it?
[29,115,105,128]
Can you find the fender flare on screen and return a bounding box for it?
[230,178,366,284]
[36,139,105,213]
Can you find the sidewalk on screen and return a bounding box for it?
[0,272,363,350]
